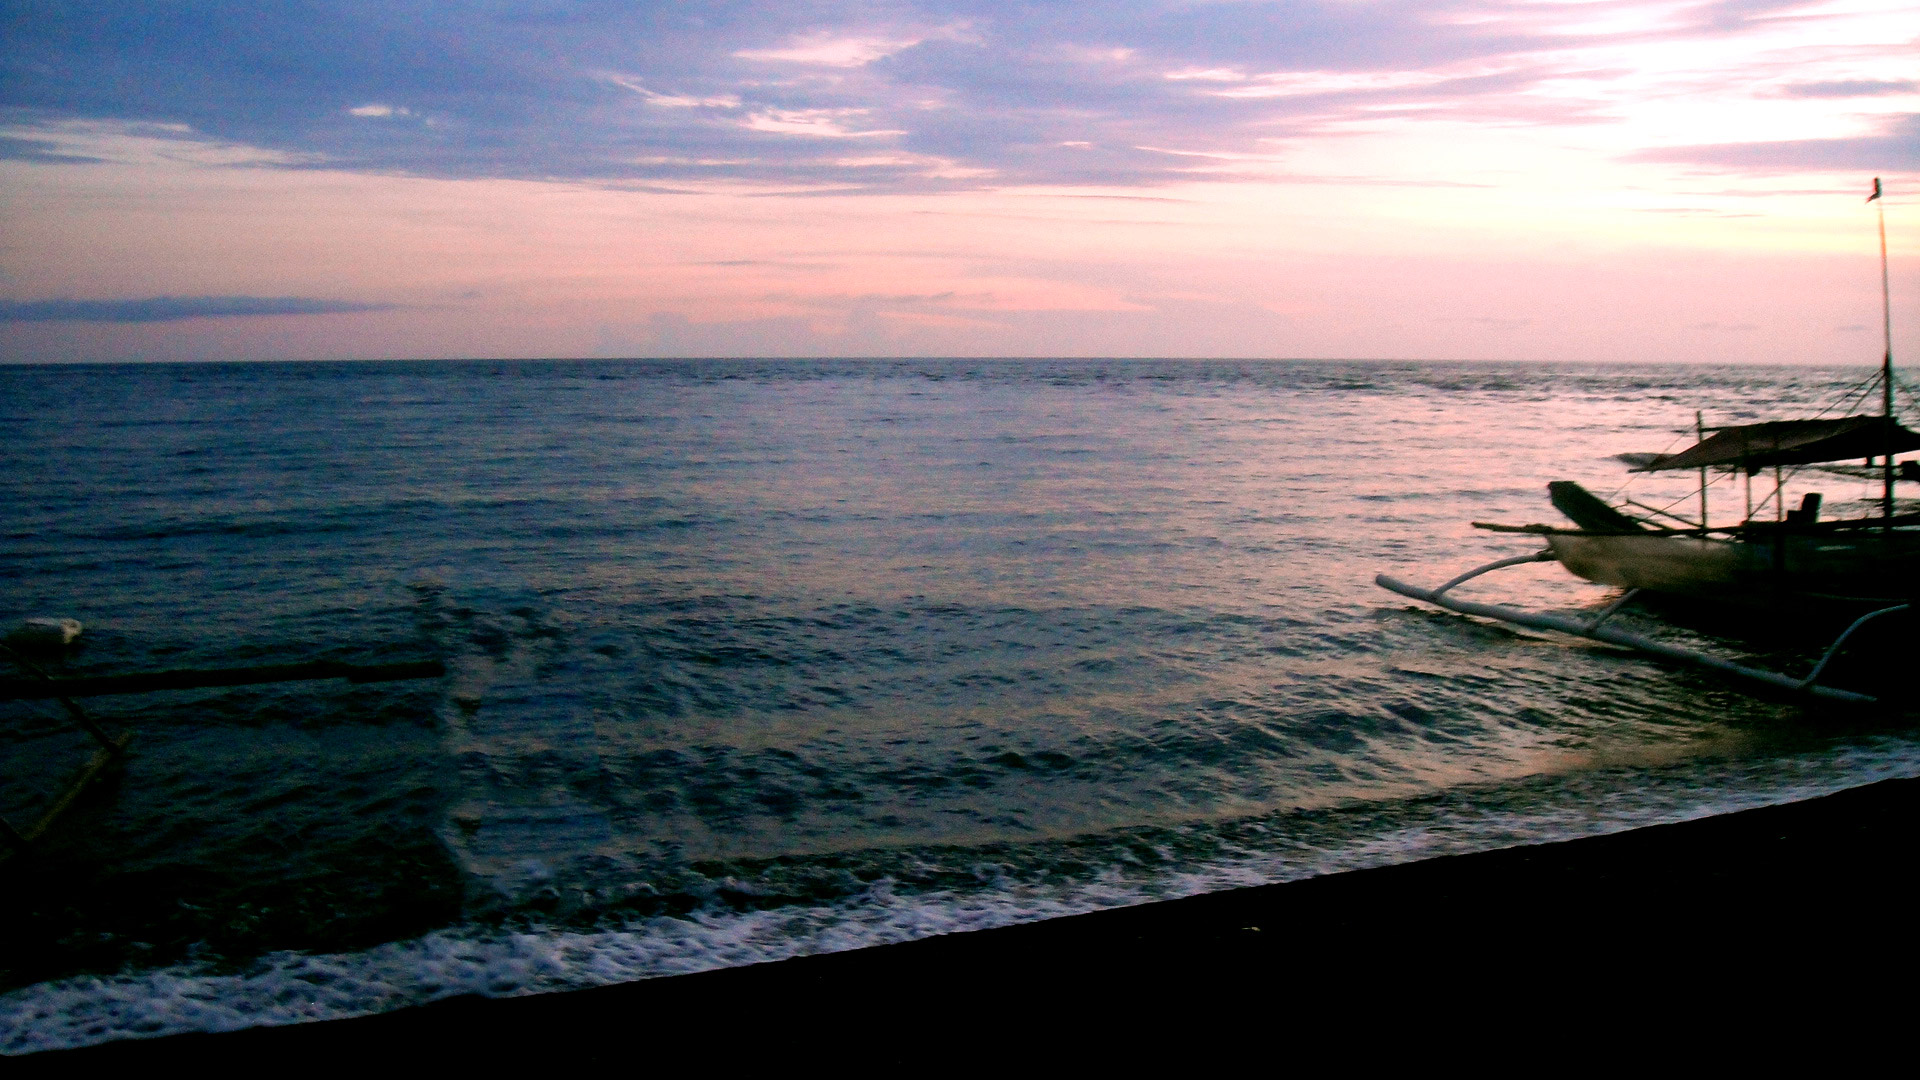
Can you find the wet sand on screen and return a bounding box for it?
[40,776,1920,1065]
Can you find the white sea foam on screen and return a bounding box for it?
[10,748,1918,1057]
[0,878,1121,1056]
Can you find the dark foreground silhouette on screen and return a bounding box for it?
[34,776,1920,1065]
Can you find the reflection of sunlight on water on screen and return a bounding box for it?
[1564,726,1769,772]
[5,359,1920,1047]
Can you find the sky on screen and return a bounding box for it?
[0,0,1915,363]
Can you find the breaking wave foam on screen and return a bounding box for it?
[11,750,1918,1057]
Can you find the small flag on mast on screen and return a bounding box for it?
[1868,177,1882,202]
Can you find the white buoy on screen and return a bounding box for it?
[7,618,83,647]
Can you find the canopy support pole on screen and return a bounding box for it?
[1878,178,1895,524]
[1697,411,1709,528]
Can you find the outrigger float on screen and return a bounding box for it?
[1379,180,1914,706]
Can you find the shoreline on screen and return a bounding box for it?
[36,774,1920,1062]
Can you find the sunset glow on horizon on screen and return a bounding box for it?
[1,0,1914,364]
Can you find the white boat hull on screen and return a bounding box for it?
[1547,531,1920,605]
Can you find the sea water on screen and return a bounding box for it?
[3,358,1916,1051]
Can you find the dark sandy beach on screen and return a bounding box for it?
[36,774,1920,1065]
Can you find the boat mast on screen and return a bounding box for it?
[1875,178,1893,521]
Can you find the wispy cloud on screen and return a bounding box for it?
[735,32,930,68]
[741,108,904,138]
[0,297,398,323]
[1777,80,1919,99]
[1,1,1914,191]
[1638,113,1920,170]
[0,134,104,164]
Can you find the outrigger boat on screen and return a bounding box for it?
[0,636,444,860]
[1378,180,1912,705]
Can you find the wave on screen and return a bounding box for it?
[10,741,1918,1055]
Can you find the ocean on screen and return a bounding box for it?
[3,357,1915,1052]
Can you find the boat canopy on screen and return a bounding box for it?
[1631,415,1920,473]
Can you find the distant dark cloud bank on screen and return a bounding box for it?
[0,297,397,323]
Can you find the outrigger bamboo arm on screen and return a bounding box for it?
[1376,554,1888,705]
[1,730,133,853]
[0,651,446,859]
[0,658,445,701]
[0,643,135,860]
